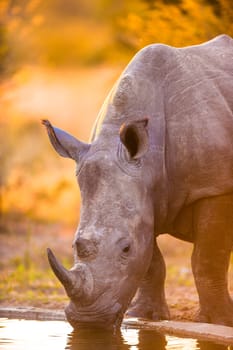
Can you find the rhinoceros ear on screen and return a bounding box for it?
[119,118,149,160]
[42,119,90,162]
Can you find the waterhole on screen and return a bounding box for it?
[0,318,231,350]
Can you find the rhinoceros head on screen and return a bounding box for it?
[43,118,155,329]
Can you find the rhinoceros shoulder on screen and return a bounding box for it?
[199,34,233,48]
[133,34,233,67]
[132,43,176,69]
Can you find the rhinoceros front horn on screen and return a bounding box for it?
[47,248,73,289]
[47,248,94,302]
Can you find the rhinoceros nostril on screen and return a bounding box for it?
[75,238,97,259]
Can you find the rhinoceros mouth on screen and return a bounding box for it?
[65,298,124,329]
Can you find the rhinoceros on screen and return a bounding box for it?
[43,34,233,329]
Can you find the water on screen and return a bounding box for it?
[0,318,231,350]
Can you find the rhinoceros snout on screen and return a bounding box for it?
[65,297,124,329]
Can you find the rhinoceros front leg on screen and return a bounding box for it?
[126,239,170,320]
[192,194,233,326]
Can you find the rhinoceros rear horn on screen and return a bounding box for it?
[42,119,90,163]
[119,118,149,159]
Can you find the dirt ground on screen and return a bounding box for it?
[1,220,232,322]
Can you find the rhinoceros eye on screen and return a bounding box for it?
[122,244,130,253]
[118,238,131,256]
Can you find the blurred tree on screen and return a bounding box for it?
[47,0,95,19]
[0,24,9,77]
[0,1,11,77]
[217,0,233,36]
[205,0,221,15]
[0,0,232,72]
[161,0,182,3]
[0,0,44,76]
[114,0,222,52]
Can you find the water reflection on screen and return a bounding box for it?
[66,328,166,350]
[137,329,167,350]
[197,341,233,350]
[0,318,231,350]
[66,328,129,350]
[66,327,232,350]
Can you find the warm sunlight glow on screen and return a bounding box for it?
[0,319,212,350]
[166,335,197,350]
[122,327,139,348]
[0,319,72,350]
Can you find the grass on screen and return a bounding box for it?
[0,251,67,307]
[0,220,74,308]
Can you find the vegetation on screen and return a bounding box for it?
[0,224,69,306]
[0,0,232,74]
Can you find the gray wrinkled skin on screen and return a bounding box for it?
[43,34,233,328]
